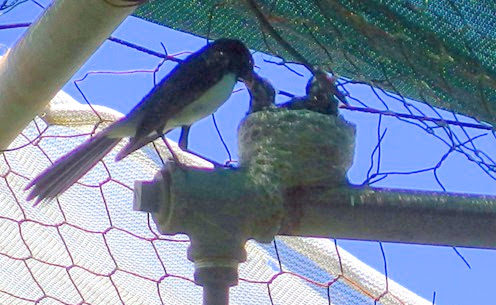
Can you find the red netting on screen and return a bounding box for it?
[0,93,429,304]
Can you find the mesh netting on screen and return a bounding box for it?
[0,91,430,304]
[1,2,494,303]
[134,0,496,126]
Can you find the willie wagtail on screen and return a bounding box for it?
[26,38,254,205]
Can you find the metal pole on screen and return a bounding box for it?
[281,186,496,249]
[195,265,238,305]
[0,0,138,149]
[203,284,229,305]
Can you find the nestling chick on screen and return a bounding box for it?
[279,69,345,115]
[246,72,276,114]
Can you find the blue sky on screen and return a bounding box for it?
[1,1,496,304]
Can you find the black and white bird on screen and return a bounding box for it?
[279,70,344,115]
[26,38,254,205]
[246,72,276,114]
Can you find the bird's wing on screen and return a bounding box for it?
[133,51,230,138]
[114,133,161,161]
[113,46,234,160]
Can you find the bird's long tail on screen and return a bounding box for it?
[25,132,122,205]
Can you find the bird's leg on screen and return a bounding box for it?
[170,127,227,169]
[178,125,191,151]
[161,134,188,169]
[152,142,166,165]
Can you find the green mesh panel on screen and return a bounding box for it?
[134,0,496,126]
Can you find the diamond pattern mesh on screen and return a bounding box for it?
[0,91,431,304]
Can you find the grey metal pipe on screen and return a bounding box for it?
[281,186,496,249]
[203,285,229,305]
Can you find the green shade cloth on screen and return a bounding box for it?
[134,0,496,127]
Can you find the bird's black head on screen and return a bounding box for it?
[305,69,334,96]
[211,38,254,85]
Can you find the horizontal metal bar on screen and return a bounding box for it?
[281,185,496,249]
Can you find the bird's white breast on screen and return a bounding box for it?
[166,73,237,128]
